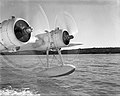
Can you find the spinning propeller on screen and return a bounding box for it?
[33,8,79,49]
[6,2,50,37]
[32,6,80,68]
[18,5,81,52]
[54,12,78,46]
[55,12,78,35]
[0,2,51,52]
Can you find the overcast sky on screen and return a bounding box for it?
[0,0,120,48]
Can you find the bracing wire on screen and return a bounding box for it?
[37,55,46,68]
[51,54,61,66]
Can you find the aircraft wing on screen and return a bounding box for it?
[18,43,37,51]
[64,43,82,48]
[18,42,82,51]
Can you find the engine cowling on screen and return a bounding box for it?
[34,28,74,50]
[49,29,68,49]
[50,29,74,49]
[0,16,32,51]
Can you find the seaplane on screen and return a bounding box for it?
[0,5,82,77]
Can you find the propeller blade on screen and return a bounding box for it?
[1,1,50,37]
[30,4,50,36]
[38,5,50,32]
[55,12,78,35]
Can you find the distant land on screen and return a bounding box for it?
[1,47,120,55]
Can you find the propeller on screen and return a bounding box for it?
[26,4,50,37]
[55,12,78,45]
[29,4,50,42]
[55,12,78,35]
[1,2,52,72]
[2,1,50,38]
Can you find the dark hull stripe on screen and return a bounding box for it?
[49,68,75,78]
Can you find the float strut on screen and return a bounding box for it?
[46,49,49,68]
[57,48,64,66]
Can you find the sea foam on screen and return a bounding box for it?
[0,87,40,96]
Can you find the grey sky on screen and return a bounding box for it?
[0,0,120,48]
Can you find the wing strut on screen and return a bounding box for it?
[46,48,64,69]
[46,48,49,68]
[57,48,64,66]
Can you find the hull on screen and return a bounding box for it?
[37,64,75,77]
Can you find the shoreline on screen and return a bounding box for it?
[1,47,120,55]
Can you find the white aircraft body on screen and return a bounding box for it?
[0,16,32,52]
[0,7,82,77]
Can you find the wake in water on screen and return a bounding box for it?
[0,86,40,96]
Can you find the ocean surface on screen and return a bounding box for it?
[0,54,120,96]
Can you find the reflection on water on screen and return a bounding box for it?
[0,54,120,96]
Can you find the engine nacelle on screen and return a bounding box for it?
[50,29,69,48]
[0,16,32,51]
[34,28,74,50]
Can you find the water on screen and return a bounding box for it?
[0,54,120,96]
